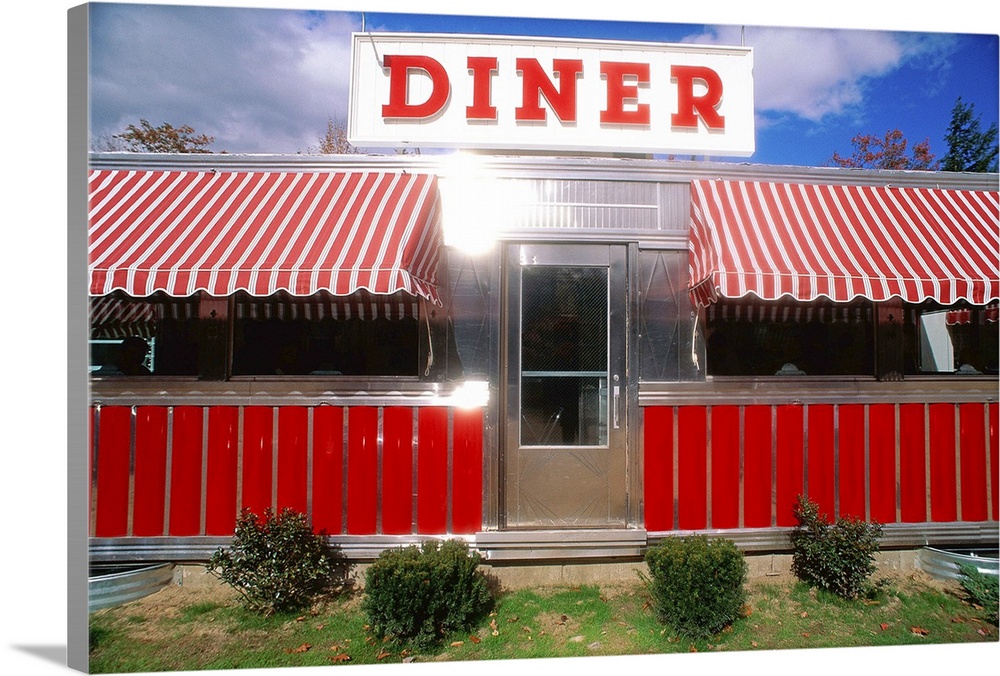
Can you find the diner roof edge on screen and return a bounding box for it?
[87,152,999,191]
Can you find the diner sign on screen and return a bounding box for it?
[348,33,754,155]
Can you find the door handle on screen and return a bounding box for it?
[613,384,621,429]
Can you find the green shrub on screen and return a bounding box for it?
[362,540,494,649]
[790,495,883,600]
[640,535,748,638]
[958,563,999,625]
[206,508,348,615]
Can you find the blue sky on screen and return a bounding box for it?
[85,1,999,168]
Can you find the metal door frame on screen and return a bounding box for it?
[500,242,635,529]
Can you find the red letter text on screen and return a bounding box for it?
[600,61,650,125]
[671,65,725,130]
[381,54,450,119]
[515,58,584,122]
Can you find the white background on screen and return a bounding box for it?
[2,1,997,675]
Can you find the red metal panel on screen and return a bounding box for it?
[899,403,927,523]
[929,403,958,522]
[991,403,998,522]
[312,406,344,535]
[806,405,835,521]
[417,407,449,534]
[776,405,804,527]
[346,407,378,534]
[710,406,740,529]
[205,406,240,535]
[94,406,131,537]
[959,403,988,522]
[277,407,309,515]
[168,406,204,536]
[643,407,674,531]
[678,406,707,530]
[241,406,274,518]
[131,407,168,536]
[381,407,414,535]
[868,404,896,524]
[743,405,772,528]
[451,408,484,534]
[838,404,866,520]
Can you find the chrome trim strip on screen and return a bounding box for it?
[638,379,998,406]
[89,521,998,564]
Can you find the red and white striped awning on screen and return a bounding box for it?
[689,179,1000,307]
[88,169,443,303]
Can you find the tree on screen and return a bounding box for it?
[942,97,998,173]
[114,119,214,153]
[311,117,360,154]
[830,129,938,170]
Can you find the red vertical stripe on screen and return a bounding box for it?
[417,407,448,534]
[899,404,927,523]
[959,403,988,522]
[838,405,866,519]
[678,407,707,530]
[452,408,484,534]
[806,405,835,521]
[991,403,998,522]
[743,405,772,528]
[205,406,239,535]
[94,406,131,537]
[132,407,168,536]
[381,407,414,535]
[710,406,740,529]
[869,404,897,523]
[643,407,674,531]
[242,406,274,518]
[347,407,378,534]
[168,406,204,535]
[776,405,804,527]
[312,406,344,535]
[277,407,309,515]
[929,403,958,522]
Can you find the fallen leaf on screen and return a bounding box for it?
[507,615,519,623]
[328,645,341,652]
[376,650,392,660]
[910,627,929,636]
[951,617,965,624]
[330,654,351,663]
[600,595,608,603]
[740,605,753,618]
[521,626,533,633]
[689,645,698,653]
[450,641,464,647]
[802,632,811,638]
[800,612,808,618]
[879,623,889,631]
[977,628,992,637]
[295,616,306,622]
[470,635,481,644]
[556,614,568,625]
[315,624,325,631]
[286,643,311,654]
[642,601,652,611]
[751,641,759,648]
[490,619,499,636]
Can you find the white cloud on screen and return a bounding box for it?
[89,4,359,153]
[687,25,953,122]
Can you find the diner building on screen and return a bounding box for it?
[86,32,998,567]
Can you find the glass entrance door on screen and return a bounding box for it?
[503,244,628,528]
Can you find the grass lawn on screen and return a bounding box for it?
[88,570,997,673]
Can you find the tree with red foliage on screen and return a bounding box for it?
[829,129,938,171]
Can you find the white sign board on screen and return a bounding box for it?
[349,33,754,156]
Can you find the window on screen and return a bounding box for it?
[89,293,200,376]
[231,291,420,377]
[705,299,875,377]
[905,303,998,375]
